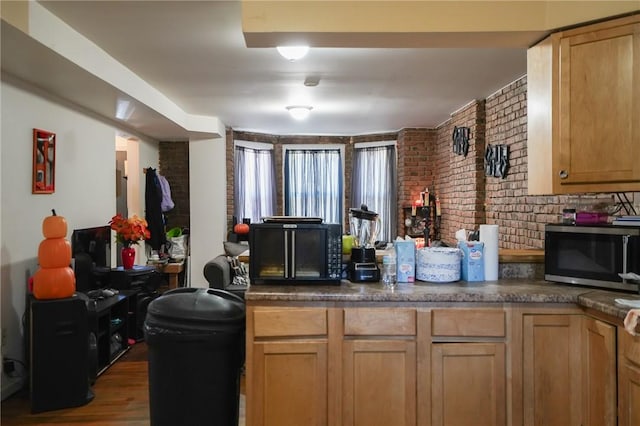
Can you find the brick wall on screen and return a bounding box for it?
[484,77,541,248]
[396,128,435,237]
[433,101,486,246]
[158,141,190,231]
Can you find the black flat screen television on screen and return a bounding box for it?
[71,226,112,292]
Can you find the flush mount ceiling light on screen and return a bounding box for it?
[286,105,313,120]
[276,45,309,61]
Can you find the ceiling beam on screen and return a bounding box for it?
[242,0,639,48]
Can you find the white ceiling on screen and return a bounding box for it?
[5,1,535,139]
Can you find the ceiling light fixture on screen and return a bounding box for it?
[276,45,309,61]
[286,105,313,120]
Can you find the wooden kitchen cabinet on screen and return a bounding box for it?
[247,301,635,426]
[618,328,640,426]
[582,317,617,426]
[522,314,582,426]
[430,308,507,426]
[431,342,506,426]
[252,340,328,426]
[247,307,329,426]
[342,308,417,426]
[343,339,416,426]
[527,14,640,195]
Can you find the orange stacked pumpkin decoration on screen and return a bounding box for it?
[32,209,75,300]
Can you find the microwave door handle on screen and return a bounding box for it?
[291,230,296,278]
[284,230,289,278]
[622,235,629,278]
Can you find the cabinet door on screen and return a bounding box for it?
[618,330,640,426]
[251,340,328,426]
[582,317,616,426]
[343,339,416,426]
[522,314,582,426]
[431,342,505,426]
[556,20,640,191]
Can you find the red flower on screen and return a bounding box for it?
[109,214,150,246]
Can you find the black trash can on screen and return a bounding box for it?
[144,287,245,426]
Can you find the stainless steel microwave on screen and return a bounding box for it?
[249,220,342,285]
[545,224,640,292]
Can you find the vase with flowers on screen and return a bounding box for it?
[109,214,150,269]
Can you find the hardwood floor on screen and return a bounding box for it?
[1,342,246,425]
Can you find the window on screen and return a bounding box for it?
[351,141,397,242]
[283,145,344,225]
[234,141,276,223]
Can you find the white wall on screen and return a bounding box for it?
[0,76,159,365]
[188,136,227,287]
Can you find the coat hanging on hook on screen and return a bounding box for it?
[144,167,166,250]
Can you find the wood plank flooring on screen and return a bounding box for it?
[1,342,246,425]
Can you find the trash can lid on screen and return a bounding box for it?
[147,288,245,325]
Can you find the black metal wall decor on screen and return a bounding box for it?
[452,126,470,157]
[485,144,509,179]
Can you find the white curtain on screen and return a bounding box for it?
[284,148,343,224]
[234,144,276,223]
[351,143,397,242]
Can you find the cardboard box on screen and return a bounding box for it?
[458,241,485,282]
[394,240,416,283]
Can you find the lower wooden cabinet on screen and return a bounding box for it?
[251,340,328,426]
[342,339,416,426]
[582,317,617,426]
[247,304,636,426]
[342,307,417,426]
[522,314,582,426]
[618,329,640,426]
[431,342,506,426]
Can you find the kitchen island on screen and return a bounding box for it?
[245,279,640,426]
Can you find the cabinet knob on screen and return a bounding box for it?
[559,170,568,179]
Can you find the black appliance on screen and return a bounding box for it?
[249,218,342,284]
[545,224,640,292]
[349,247,380,282]
[348,206,381,282]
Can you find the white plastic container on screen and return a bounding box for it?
[416,247,462,283]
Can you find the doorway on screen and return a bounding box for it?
[115,135,141,267]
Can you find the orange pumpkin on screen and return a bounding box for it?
[42,209,67,238]
[33,210,75,300]
[32,267,76,300]
[37,238,71,268]
[233,223,250,234]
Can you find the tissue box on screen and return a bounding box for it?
[458,241,485,282]
[395,240,416,283]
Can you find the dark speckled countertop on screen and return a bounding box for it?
[246,279,640,321]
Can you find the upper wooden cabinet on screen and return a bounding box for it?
[527,15,640,194]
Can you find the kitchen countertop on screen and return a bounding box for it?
[238,248,545,264]
[245,279,640,321]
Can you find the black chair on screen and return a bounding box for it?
[203,254,247,299]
